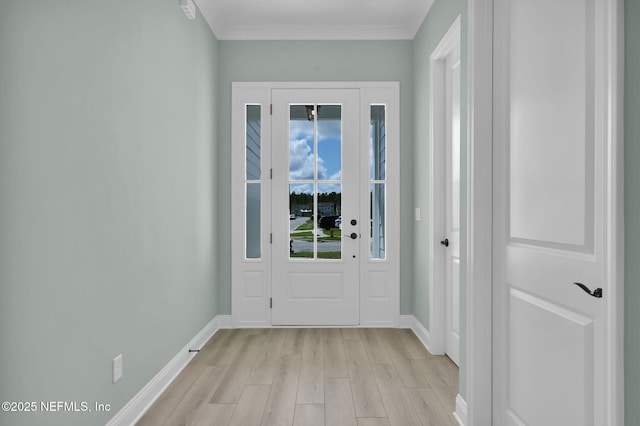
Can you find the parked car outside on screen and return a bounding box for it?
[318,215,339,230]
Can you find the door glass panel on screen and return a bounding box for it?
[370,105,386,180]
[370,105,386,259]
[318,105,342,181]
[246,183,261,259]
[290,183,315,259]
[318,183,342,259]
[245,104,261,259]
[370,183,386,259]
[246,105,261,180]
[289,105,315,181]
[288,103,343,260]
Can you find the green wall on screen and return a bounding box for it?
[0,1,219,425]
[625,0,640,422]
[216,40,415,315]
[411,0,468,399]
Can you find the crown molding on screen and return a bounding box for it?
[195,0,434,41]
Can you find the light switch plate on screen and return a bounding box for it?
[112,354,123,383]
[415,207,421,221]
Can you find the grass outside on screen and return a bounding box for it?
[290,231,314,237]
[290,251,342,259]
[294,219,315,231]
[291,219,341,241]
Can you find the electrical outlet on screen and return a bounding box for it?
[112,354,123,383]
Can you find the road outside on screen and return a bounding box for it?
[289,216,342,255]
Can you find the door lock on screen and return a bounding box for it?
[440,238,449,247]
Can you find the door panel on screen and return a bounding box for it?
[508,0,594,248]
[507,289,594,426]
[493,0,607,424]
[445,45,461,365]
[272,89,360,325]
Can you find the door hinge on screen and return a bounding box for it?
[270,233,273,244]
[270,168,273,179]
[270,298,272,309]
[270,104,273,115]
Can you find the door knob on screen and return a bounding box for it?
[440,238,449,247]
[573,282,603,298]
[350,233,358,240]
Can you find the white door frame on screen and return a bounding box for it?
[429,15,462,358]
[465,1,624,425]
[231,81,400,328]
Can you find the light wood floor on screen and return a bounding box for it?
[137,328,458,426]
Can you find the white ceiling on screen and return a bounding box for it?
[193,0,435,40]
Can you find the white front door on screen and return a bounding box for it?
[232,82,399,328]
[271,89,361,325]
[444,45,461,366]
[493,0,618,424]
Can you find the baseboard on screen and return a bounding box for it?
[453,394,468,426]
[399,314,433,353]
[106,315,231,426]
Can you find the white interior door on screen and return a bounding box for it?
[271,89,360,325]
[493,0,615,424]
[444,45,461,366]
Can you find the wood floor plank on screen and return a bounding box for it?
[397,328,432,360]
[405,386,458,426]
[371,363,423,426]
[323,328,348,378]
[356,419,391,426]
[136,361,215,425]
[207,328,251,366]
[190,329,232,367]
[281,328,307,355]
[293,404,325,426]
[211,334,267,403]
[359,329,392,364]
[162,365,228,425]
[261,355,301,425]
[413,357,458,409]
[325,377,357,426]
[227,385,271,426]
[341,328,363,341]
[377,328,429,388]
[296,328,324,404]
[247,328,287,385]
[437,356,459,388]
[193,404,235,426]
[343,339,387,418]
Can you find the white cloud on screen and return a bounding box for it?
[317,120,341,140]
[290,183,314,195]
[289,118,342,182]
[290,121,314,142]
[289,138,327,180]
[318,183,342,194]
